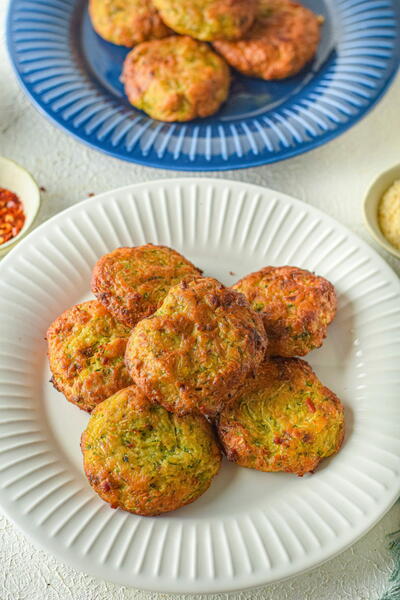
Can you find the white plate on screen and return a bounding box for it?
[0,179,399,594]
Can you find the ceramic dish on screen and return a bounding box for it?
[363,163,400,259]
[6,0,400,170]
[0,179,399,593]
[0,156,40,256]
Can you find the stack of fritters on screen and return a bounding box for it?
[88,0,323,122]
[47,243,344,515]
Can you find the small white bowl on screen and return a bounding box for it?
[0,156,41,256]
[363,163,400,260]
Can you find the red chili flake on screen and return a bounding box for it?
[87,192,95,197]
[229,271,236,276]
[274,436,283,445]
[306,398,316,413]
[0,188,25,245]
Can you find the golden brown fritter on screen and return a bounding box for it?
[89,0,171,47]
[81,385,221,515]
[153,0,256,41]
[232,266,336,357]
[91,244,202,328]
[217,358,344,476]
[125,277,268,419]
[47,300,132,412]
[122,36,231,122]
[213,0,322,80]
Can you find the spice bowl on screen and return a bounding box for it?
[0,156,41,256]
[363,163,400,260]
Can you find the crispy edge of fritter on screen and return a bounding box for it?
[213,0,322,80]
[232,266,337,357]
[153,0,256,42]
[46,300,132,412]
[81,385,222,515]
[91,244,203,328]
[125,277,268,418]
[88,0,171,47]
[217,357,345,476]
[121,36,231,121]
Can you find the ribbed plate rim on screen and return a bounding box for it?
[0,178,399,593]
[5,0,400,170]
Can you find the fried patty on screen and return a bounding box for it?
[91,244,202,328]
[217,358,344,476]
[81,385,221,515]
[122,36,231,121]
[213,0,322,80]
[125,277,268,418]
[153,0,256,41]
[47,300,132,412]
[232,266,336,357]
[89,0,171,47]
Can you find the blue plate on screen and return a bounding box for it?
[7,0,400,171]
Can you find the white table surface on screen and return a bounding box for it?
[1,3,400,599]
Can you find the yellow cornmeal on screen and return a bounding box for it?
[378,180,400,251]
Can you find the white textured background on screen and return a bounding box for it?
[1,1,400,598]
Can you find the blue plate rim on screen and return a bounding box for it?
[6,0,400,172]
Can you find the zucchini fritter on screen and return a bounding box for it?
[89,0,171,47]
[91,244,202,328]
[217,358,344,476]
[121,36,231,122]
[232,266,336,357]
[153,0,256,42]
[81,385,221,515]
[47,300,132,412]
[125,277,268,418]
[213,0,322,80]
